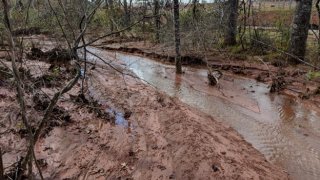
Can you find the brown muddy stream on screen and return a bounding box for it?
[87,48,320,180]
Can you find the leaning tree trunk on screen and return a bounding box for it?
[154,0,161,43]
[224,0,239,46]
[288,0,313,63]
[173,0,182,74]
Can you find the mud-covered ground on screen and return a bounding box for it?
[93,40,320,106]
[0,44,288,179]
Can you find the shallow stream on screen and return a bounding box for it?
[88,48,320,180]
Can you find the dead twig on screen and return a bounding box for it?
[0,148,4,180]
[22,69,80,171]
[32,149,44,180]
[85,48,156,89]
[250,38,320,70]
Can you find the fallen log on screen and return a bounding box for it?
[12,27,41,36]
[28,47,73,60]
[27,47,74,68]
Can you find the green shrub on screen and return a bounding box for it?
[306,71,320,80]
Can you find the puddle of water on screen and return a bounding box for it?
[106,108,129,127]
[85,47,320,180]
[86,78,134,136]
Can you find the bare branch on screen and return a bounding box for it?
[0,148,3,180]
[77,15,155,49]
[250,38,320,70]
[85,49,156,88]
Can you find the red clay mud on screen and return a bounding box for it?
[93,40,320,105]
[0,53,288,179]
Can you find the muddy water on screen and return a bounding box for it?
[87,48,320,180]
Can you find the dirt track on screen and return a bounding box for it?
[34,61,288,179]
[0,49,289,179]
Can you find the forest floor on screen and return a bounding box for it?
[0,37,289,179]
[93,38,320,107]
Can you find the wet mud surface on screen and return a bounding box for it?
[94,41,320,105]
[3,35,319,179]
[86,48,320,180]
[0,43,288,179]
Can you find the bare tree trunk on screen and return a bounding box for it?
[288,0,313,63]
[173,0,182,74]
[154,0,160,43]
[108,0,114,32]
[123,0,130,26]
[316,0,320,46]
[2,0,35,178]
[224,0,239,46]
[129,0,132,25]
[239,0,246,50]
[192,0,198,20]
[105,0,109,8]
[142,0,147,43]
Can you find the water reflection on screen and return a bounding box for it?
[88,48,320,180]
